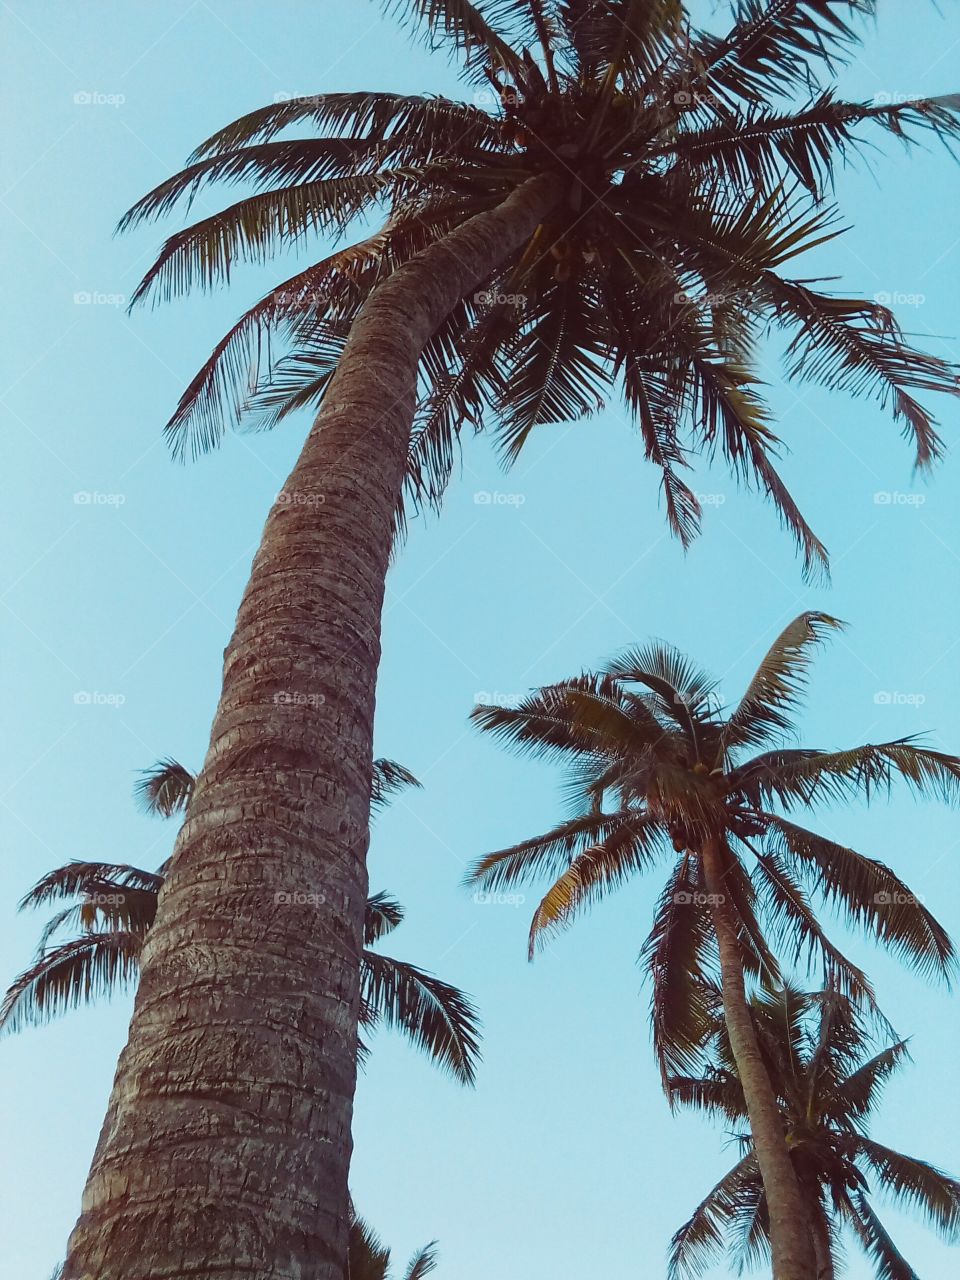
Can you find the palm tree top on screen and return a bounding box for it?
[466,613,959,1073]
[669,981,960,1279]
[122,1,960,571]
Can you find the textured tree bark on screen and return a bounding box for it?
[701,836,817,1280]
[62,171,562,1280]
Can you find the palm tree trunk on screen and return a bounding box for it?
[701,836,817,1280]
[62,171,562,1280]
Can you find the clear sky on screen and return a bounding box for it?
[2,3,959,1277]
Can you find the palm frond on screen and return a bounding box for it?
[668,1152,761,1280]
[403,1242,439,1280]
[832,1039,911,1122]
[189,91,500,160]
[364,893,405,944]
[751,848,873,1001]
[641,857,719,1083]
[348,1215,393,1280]
[527,813,668,955]
[724,612,844,752]
[0,932,142,1035]
[854,1137,960,1239]
[684,0,875,107]
[765,277,959,470]
[360,950,481,1085]
[383,0,524,81]
[18,861,165,911]
[847,1191,921,1280]
[134,758,195,816]
[129,172,400,306]
[762,816,955,982]
[466,809,637,891]
[371,758,422,811]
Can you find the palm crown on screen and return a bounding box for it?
[466,613,960,1077]
[122,0,960,569]
[669,982,960,1279]
[2,759,481,1085]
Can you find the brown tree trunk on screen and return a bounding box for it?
[701,836,817,1280]
[63,172,562,1280]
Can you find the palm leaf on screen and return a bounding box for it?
[134,758,195,816]
[724,612,844,752]
[360,950,481,1085]
[364,893,405,944]
[371,758,422,811]
[853,1137,960,1238]
[526,812,668,955]
[0,932,143,1034]
[668,1152,761,1280]
[762,816,955,981]
[847,1191,921,1280]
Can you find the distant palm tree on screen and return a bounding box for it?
[2,760,480,1085]
[467,612,960,1277]
[669,983,960,1280]
[75,6,960,1279]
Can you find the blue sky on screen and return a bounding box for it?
[2,2,960,1277]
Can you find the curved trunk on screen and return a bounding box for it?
[63,172,562,1280]
[701,837,817,1280]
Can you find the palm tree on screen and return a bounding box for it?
[669,983,960,1280]
[2,760,480,1083]
[466,612,960,1279]
[73,6,960,1277]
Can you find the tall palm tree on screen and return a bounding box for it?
[2,760,480,1083]
[73,6,960,1278]
[466,612,960,1278]
[669,983,960,1280]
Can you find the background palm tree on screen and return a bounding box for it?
[669,983,960,1280]
[71,5,960,1279]
[2,760,480,1084]
[466,612,960,1278]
